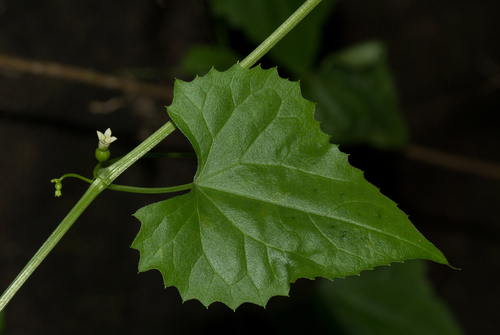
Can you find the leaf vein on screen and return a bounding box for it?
[307,214,365,261]
[199,185,422,251]
[197,187,332,273]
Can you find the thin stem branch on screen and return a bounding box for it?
[107,182,193,194]
[405,144,500,180]
[240,0,323,69]
[59,173,93,184]
[0,54,173,101]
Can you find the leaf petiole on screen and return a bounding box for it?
[107,183,193,194]
[103,151,195,166]
[52,173,193,195]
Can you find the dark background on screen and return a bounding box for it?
[0,0,499,334]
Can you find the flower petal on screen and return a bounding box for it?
[97,130,105,141]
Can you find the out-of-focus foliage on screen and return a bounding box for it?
[182,45,240,77]
[303,41,408,148]
[186,1,407,148]
[207,0,337,75]
[319,260,463,335]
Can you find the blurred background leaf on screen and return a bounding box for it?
[303,41,408,148]
[318,260,463,335]
[207,0,337,75]
[181,45,240,76]
[190,2,407,149]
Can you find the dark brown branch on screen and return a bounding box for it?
[0,54,172,101]
[405,144,500,180]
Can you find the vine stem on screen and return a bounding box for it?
[240,0,323,70]
[0,121,177,312]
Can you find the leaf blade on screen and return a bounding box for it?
[132,65,447,309]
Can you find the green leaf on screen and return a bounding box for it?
[207,0,337,75]
[132,65,448,309]
[318,260,463,335]
[303,41,408,148]
[181,45,241,77]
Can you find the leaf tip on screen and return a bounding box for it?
[447,264,461,270]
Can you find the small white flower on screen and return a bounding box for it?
[97,128,117,151]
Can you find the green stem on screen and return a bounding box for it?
[240,0,323,69]
[59,173,93,184]
[106,151,195,165]
[56,157,194,195]
[56,175,192,195]
[107,182,192,194]
[141,152,195,159]
[93,162,102,179]
[0,121,177,312]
